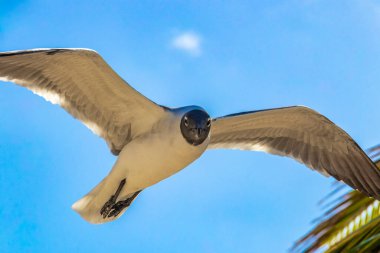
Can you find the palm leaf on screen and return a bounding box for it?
[292,145,380,252]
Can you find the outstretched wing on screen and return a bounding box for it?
[0,48,167,155]
[209,106,380,199]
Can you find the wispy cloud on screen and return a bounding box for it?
[171,31,202,56]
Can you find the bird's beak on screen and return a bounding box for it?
[193,128,203,139]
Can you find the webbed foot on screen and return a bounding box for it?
[106,190,142,218]
[100,178,126,218]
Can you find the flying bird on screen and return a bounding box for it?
[1,48,380,224]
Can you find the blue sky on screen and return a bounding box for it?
[1,0,380,252]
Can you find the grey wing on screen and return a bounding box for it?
[0,48,167,155]
[209,106,380,199]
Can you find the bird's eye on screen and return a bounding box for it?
[207,118,211,127]
[184,117,189,127]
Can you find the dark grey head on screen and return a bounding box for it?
[180,109,211,146]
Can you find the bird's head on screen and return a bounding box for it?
[180,109,211,146]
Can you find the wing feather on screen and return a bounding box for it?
[209,106,380,199]
[0,48,166,155]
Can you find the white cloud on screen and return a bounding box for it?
[171,32,202,56]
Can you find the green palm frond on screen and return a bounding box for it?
[292,145,380,253]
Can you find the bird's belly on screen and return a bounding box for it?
[117,133,207,192]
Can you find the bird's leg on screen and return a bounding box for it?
[107,190,142,218]
[100,178,126,218]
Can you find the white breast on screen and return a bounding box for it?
[113,110,209,194]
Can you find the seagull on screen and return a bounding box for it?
[1,48,380,224]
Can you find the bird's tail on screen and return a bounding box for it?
[71,175,141,224]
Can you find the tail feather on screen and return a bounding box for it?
[72,176,141,224]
